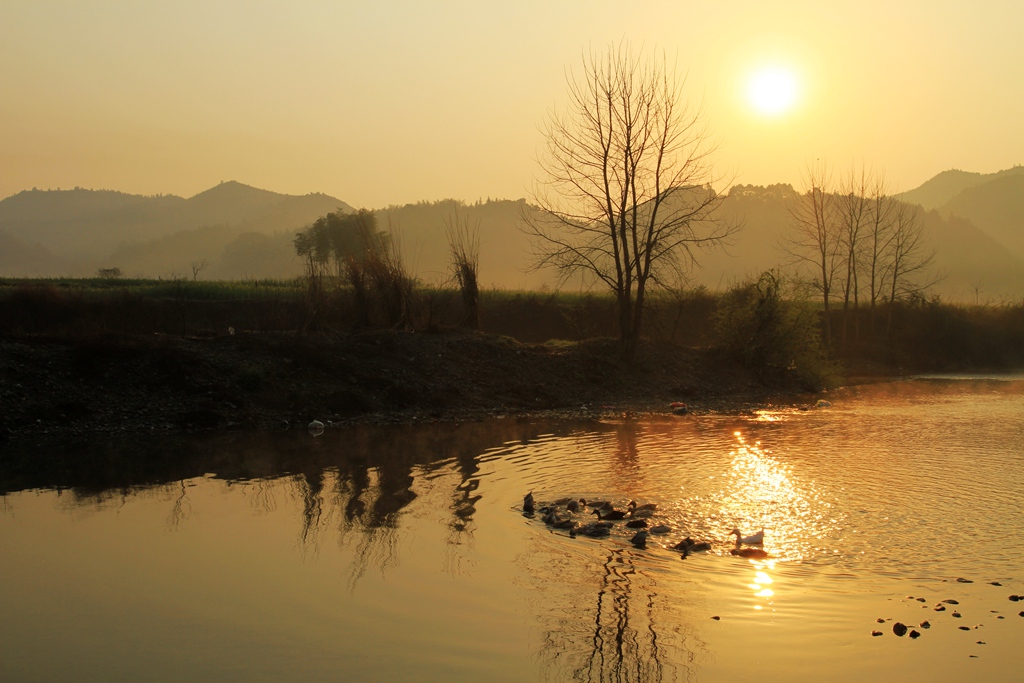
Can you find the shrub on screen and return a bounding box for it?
[715,271,836,390]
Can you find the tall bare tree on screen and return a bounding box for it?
[784,161,842,347]
[864,172,899,332]
[525,43,731,361]
[884,201,935,335]
[836,162,872,344]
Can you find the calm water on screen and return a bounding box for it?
[2,377,1023,682]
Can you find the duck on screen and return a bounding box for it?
[649,525,672,535]
[566,499,580,513]
[630,530,649,548]
[731,528,764,545]
[594,508,628,521]
[671,538,695,551]
[625,519,648,529]
[523,492,535,513]
[730,547,770,559]
[576,523,611,538]
[671,537,712,553]
[627,501,658,518]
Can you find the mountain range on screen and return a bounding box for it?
[1,168,1022,301]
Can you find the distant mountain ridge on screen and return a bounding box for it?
[2,171,1022,301]
[900,166,1024,211]
[937,173,1024,262]
[0,181,352,276]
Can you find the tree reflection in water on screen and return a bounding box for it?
[524,419,704,683]
[531,544,701,683]
[2,418,713,678]
[0,418,589,581]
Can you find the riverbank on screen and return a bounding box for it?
[0,330,839,443]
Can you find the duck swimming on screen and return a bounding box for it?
[594,508,628,521]
[730,547,770,559]
[731,528,764,545]
[672,537,712,554]
[574,523,611,538]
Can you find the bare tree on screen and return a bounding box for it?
[864,172,899,332]
[190,258,209,281]
[525,43,732,361]
[783,161,842,347]
[884,201,935,335]
[836,162,872,344]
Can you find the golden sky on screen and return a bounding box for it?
[2,0,1022,207]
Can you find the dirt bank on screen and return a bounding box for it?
[0,330,828,442]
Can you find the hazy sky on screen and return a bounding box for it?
[2,0,1022,208]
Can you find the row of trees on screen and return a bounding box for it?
[786,163,935,347]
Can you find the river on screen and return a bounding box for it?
[2,376,1023,681]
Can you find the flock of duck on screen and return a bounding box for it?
[522,492,769,559]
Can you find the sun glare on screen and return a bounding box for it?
[747,66,799,116]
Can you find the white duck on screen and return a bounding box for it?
[730,528,765,545]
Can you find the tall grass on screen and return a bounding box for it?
[2,277,1021,376]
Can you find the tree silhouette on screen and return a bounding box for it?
[526,43,731,361]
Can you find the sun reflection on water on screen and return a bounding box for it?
[746,561,778,610]
[706,432,842,565]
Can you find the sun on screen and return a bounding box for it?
[746,66,799,116]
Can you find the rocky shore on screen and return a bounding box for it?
[0,330,825,443]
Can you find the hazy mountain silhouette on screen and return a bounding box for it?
[0,181,352,275]
[900,166,1024,210]
[0,231,68,277]
[375,199,558,290]
[693,184,799,289]
[687,184,1024,301]
[924,210,1024,300]
[937,173,1024,261]
[3,175,1021,301]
